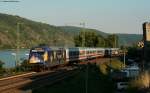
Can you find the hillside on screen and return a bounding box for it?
[0,13,142,49]
[0,13,74,49]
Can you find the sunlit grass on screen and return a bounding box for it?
[99,63,108,74]
[99,58,124,75]
[109,59,124,70]
[130,71,150,89]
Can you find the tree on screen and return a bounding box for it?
[74,31,119,48]
[74,32,83,47]
[0,60,4,69]
[0,60,5,74]
[74,31,106,47]
[106,34,118,48]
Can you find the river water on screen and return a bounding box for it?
[0,49,29,68]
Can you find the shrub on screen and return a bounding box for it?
[130,71,150,89]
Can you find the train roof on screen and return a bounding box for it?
[30,46,51,51]
[30,46,120,51]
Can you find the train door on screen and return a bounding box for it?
[50,50,54,63]
[65,49,69,62]
[62,48,67,64]
[104,48,111,57]
[56,49,61,64]
[56,48,66,65]
[51,49,57,66]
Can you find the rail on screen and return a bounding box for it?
[0,67,79,93]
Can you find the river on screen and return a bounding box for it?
[0,49,29,68]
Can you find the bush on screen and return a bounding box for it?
[0,60,4,69]
[130,71,150,89]
[0,60,5,74]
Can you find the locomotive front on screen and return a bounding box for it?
[28,47,50,64]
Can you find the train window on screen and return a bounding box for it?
[93,51,95,53]
[80,51,85,55]
[31,51,45,56]
[86,51,89,54]
[70,51,73,56]
[75,51,78,55]
[98,51,102,53]
[88,51,90,54]
[69,51,78,56]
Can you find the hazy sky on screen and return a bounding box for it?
[0,0,150,34]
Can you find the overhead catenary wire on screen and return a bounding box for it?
[80,22,88,93]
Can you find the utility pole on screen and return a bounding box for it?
[114,35,116,48]
[80,22,85,47]
[113,34,117,48]
[80,22,88,93]
[109,48,112,72]
[85,61,88,93]
[16,22,21,70]
[123,46,126,68]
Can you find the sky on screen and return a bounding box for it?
[0,0,150,34]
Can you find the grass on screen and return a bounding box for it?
[33,64,116,93]
[127,71,150,93]
[99,58,123,75]
[0,67,30,78]
[131,71,150,88]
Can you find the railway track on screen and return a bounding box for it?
[0,67,79,93]
[0,58,108,93]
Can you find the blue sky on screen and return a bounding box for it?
[0,0,150,34]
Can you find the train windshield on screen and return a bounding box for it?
[29,49,46,63]
[31,50,45,57]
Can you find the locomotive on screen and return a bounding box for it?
[28,46,121,71]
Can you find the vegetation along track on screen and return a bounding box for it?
[0,67,79,93]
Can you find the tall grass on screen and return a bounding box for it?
[99,58,123,75]
[130,71,150,89]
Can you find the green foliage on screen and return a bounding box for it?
[74,31,119,47]
[106,34,119,48]
[74,31,106,47]
[126,47,142,62]
[0,60,5,74]
[0,60,4,69]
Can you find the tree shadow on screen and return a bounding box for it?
[17,63,117,93]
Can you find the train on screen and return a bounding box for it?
[28,46,122,71]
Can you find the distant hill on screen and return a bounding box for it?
[59,26,108,37]
[117,34,142,46]
[0,13,142,49]
[60,26,142,46]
